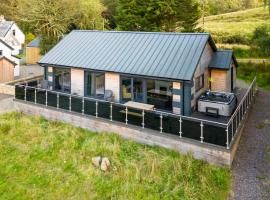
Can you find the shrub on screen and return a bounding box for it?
[251,24,270,57]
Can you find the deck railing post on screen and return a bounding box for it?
[69,95,72,112]
[231,119,234,141]
[82,97,85,115]
[95,101,98,118]
[110,103,113,121]
[200,121,204,143]
[125,106,128,125]
[34,88,37,104]
[226,126,229,149]
[179,116,182,138]
[57,93,59,109]
[45,90,48,107]
[142,110,145,129]
[24,86,27,101]
[160,113,163,133]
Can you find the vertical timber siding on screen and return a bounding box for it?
[105,72,120,102]
[191,43,213,110]
[71,69,84,96]
[210,69,228,92]
[26,47,41,65]
[0,59,14,83]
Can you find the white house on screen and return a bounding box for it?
[0,39,20,76]
[0,15,25,55]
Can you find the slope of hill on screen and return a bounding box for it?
[201,7,269,44]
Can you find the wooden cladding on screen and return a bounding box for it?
[0,58,15,83]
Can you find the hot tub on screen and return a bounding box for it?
[198,91,237,117]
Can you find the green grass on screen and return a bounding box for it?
[199,7,270,59]
[0,112,231,200]
[237,62,270,91]
[201,7,270,43]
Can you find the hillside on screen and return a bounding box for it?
[201,7,269,44]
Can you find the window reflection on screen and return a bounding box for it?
[54,67,71,93]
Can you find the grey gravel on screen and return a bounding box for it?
[230,90,270,200]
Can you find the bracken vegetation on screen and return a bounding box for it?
[0,112,231,200]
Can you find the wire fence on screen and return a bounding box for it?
[14,77,257,149]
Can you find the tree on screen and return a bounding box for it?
[17,0,104,54]
[116,0,201,32]
[252,24,270,56]
[101,0,118,29]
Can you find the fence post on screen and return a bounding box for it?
[200,121,204,143]
[231,120,234,141]
[125,106,128,125]
[95,101,98,118]
[69,96,72,112]
[24,86,27,101]
[226,126,229,149]
[142,110,145,129]
[45,90,48,107]
[110,103,113,121]
[82,97,85,115]
[34,88,37,104]
[160,113,163,133]
[179,116,182,138]
[57,93,59,109]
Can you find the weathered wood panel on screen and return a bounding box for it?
[0,58,14,83]
[26,47,41,65]
[210,69,228,92]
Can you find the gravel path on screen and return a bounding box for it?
[230,90,270,200]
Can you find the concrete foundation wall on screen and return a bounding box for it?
[14,100,232,167]
[0,84,15,95]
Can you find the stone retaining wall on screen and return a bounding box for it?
[14,100,232,167]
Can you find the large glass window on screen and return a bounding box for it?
[54,67,71,93]
[147,80,172,111]
[121,76,173,111]
[121,77,132,102]
[85,71,105,98]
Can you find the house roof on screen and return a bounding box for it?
[0,21,14,37]
[39,31,218,81]
[0,38,14,50]
[0,56,17,66]
[27,38,40,47]
[209,50,238,70]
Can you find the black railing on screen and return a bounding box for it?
[14,78,257,149]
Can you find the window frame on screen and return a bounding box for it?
[84,70,105,99]
[195,74,204,92]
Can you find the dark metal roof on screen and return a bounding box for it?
[0,21,14,37]
[0,56,17,66]
[27,38,40,47]
[209,50,236,70]
[0,38,14,50]
[39,30,216,81]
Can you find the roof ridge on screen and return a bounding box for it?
[71,30,210,36]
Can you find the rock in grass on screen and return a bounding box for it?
[92,156,102,168]
[100,157,110,171]
[92,156,110,171]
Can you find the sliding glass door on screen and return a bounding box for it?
[85,71,105,99]
[54,67,71,93]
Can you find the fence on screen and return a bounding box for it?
[14,77,257,149]
[227,77,257,148]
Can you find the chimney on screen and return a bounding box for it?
[0,15,5,22]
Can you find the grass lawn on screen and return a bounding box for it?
[0,112,231,200]
[202,7,269,42]
[200,7,270,59]
[237,62,270,91]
